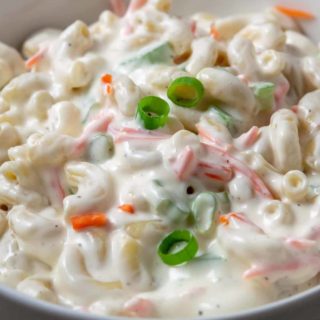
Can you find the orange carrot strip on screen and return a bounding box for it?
[124,299,155,318]
[291,105,298,113]
[101,74,113,84]
[106,84,113,95]
[50,168,65,202]
[108,125,170,143]
[101,74,113,95]
[110,0,127,16]
[210,25,220,40]
[243,256,320,279]
[204,173,226,182]
[73,111,113,154]
[71,213,107,231]
[285,238,316,250]
[220,212,243,225]
[274,77,290,109]
[219,215,230,225]
[172,146,198,181]
[244,126,260,148]
[127,0,148,13]
[196,124,231,152]
[119,204,135,214]
[197,124,273,199]
[219,212,266,234]
[230,159,274,199]
[190,20,197,35]
[275,5,315,20]
[25,48,46,69]
[198,161,233,182]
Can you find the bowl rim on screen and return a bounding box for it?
[0,0,320,319]
[1,281,320,320]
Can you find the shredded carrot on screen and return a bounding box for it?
[204,173,225,181]
[123,298,155,318]
[108,125,170,143]
[220,212,265,234]
[219,213,241,225]
[190,20,197,35]
[25,48,46,70]
[196,124,231,153]
[243,256,320,279]
[106,85,113,95]
[101,74,113,95]
[210,25,220,40]
[101,74,113,84]
[197,124,273,199]
[71,213,107,231]
[274,78,290,109]
[291,105,298,113]
[173,146,198,181]
[275,5,315,20]
[198,161,233,182]
[219,215,230,225]
[285,238,316,250]
[127,0,148,13]
[110,0,127,16]
[244,126,260,147]
[119,204,135,214]
[73,111,113,155]
[50,168,65,202]
[231,159,274,199]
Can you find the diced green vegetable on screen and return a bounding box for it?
[210,105,236,134]
[215,191,231,213]
[86,133,114,163]
[192,192,218,234]
[167,77,205,108]
[193,253,225,262]
[68,187,77,195]
[158,229,199,266]
[153,179,164,187]
[156,199,189,224]
[82,102,101,124]
[118,42,173,72]
[136,96,170,130]
[250,82,275,111]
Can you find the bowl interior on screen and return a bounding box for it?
[0,0,320,320]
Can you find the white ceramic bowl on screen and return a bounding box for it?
[0,1,320,319]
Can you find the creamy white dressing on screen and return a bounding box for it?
[0,0,320,318]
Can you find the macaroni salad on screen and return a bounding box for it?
[0,0,320,317]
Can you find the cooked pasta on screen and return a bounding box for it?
[0,1,320,318]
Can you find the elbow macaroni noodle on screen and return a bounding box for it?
[1,1,320,318]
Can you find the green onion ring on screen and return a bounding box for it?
[136,96,170,130]
[158,229,198,266]
[192,192,217,234]
[167,76,204,108]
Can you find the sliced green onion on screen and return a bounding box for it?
[136,96,170,130]
[156,199,189,224]
[153,179,164,187]
[250,82,275,111]
[167,77,204,108]
[86,133,114,163]
[193,253,224,262]
[192,192,217,234]
[158,230,198,266]
[210,105,236,134]
[118,42,173,72]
